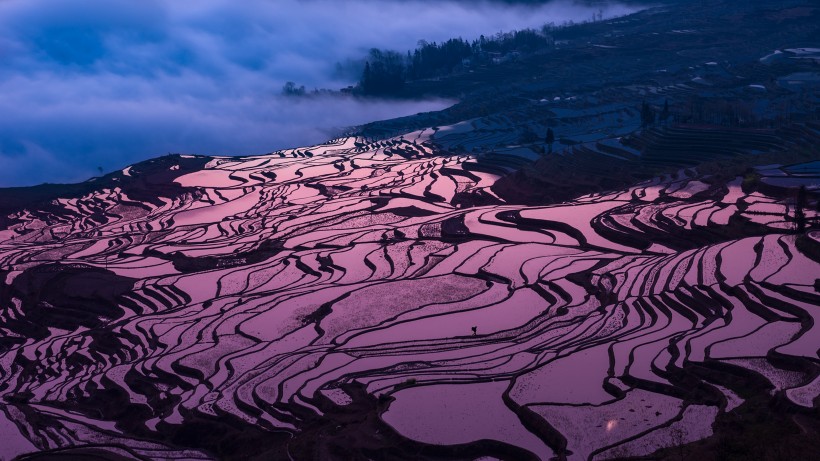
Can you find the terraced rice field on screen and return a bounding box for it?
[0,132,818,460]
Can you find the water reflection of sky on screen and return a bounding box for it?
[606,419,618,432]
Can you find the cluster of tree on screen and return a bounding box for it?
[360,50,406,96]
[281,81,306,96]
[642,96,817,129]
[282,82,346,98]
[351,5,637,97]
[358,28,554,95]
[406,38,473,80]
[483,29,554,53]
[641,100,671,127]
[676,98,761,127]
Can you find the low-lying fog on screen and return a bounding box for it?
[0,0,643,186]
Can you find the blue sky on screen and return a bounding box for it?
[0,0,640,186]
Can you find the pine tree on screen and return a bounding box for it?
[795,185,807,233]
[545,128,555,154]
[362,62,372,93]
[641,101,655,127]
[660,99,670,124]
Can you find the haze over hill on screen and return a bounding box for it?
[0,0,643,187]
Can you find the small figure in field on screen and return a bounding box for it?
[471,326,477,336]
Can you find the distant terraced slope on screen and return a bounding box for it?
[0,132,818,460]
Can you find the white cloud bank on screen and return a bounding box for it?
[0,0,643,186]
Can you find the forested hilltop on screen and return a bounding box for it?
[286,1,660,97]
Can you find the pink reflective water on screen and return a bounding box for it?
[384,381,553,458]
[0,137,818,459]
